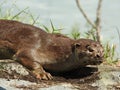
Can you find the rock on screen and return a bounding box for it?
[1,62,29,76]
[38,83,77,90]
[0,79,77,90]
[92,64,120,90]
[1,60,120,90]
[0,79,37,90]
[0,61,98,90]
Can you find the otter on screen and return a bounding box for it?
[0,20,104,80]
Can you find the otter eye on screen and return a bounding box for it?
[86,45,94,52]
[89,47,94,52]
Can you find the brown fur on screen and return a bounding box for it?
[0,20,104,80]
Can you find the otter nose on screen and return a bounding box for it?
[95,52,103,58]
[96,54,100,58]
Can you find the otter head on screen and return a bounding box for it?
[72,39,104,65]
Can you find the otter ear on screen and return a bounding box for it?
[72,43,81,52]
[75,43,81,48]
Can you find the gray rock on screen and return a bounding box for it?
[0,79,75,90]
[92,64,120,90]
[1,62,29,76]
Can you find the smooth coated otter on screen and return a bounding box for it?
[0,20,104,80]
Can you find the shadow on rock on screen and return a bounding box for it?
[47,66,98,79]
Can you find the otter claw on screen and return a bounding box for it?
[33,71,53,80]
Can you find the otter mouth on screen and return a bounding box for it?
[90,59,103,65]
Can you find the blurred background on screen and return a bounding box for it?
[0,0,120,59]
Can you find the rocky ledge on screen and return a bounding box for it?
[0,60,120,90]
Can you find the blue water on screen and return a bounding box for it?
[1,0,120,57]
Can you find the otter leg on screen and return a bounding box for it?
[32,64,52,80]
[14,49,52,80]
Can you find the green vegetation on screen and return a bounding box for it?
[43,20,62,34]
[103,43,118,64]
[0,0,118,64]
[0,0,40,25]
[70,24,81,40]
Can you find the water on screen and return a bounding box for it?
[0,0,120,57]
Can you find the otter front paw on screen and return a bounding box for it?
[32,70,53,80]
